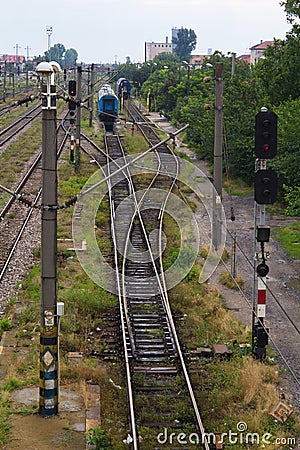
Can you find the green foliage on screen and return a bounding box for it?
[44,43,78,69]
[0,317,11,337]
[134,25,300,215]
[20,263,40,303]
[2,377,23,391]
[172,27,197,61]
[270,98,300,205]
[220,271,244,290]
[86,427,112,449]
[284,185,300,216]
[273,222,300,259]
[254,30,300,105]
[281,0,300,23]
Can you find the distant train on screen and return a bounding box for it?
[117,78,131,100]
[98,84,119,131]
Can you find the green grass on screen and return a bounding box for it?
[223,177,253,196]
[273,221,300,259]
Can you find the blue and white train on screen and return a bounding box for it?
[98,84,119,131]
[117,78,131,100]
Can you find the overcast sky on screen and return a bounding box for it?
[1,0,291,64]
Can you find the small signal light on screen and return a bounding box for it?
[68,80,76,96]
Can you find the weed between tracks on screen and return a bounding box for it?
[0,111,298,448]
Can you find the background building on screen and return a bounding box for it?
[250,40,274,64]
[145,39,173,61]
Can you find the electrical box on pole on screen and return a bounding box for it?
[255,110,277,159]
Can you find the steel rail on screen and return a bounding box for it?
[79,132,139,449]
[0,103,42,146]
[103,134,139,450]
[0,115,68,219]
[103,133,173,450]
[0,189,41,283]
[81,125,207,448]
[126,102,210,449]
[0,119,68,282]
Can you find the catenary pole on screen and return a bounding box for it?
[38,63,59,416]
[75,65,82,171]
[212,62,224,250]
[89,63,94,127]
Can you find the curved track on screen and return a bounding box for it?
[86,107,210,448]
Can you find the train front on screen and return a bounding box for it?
[98,84,119,131]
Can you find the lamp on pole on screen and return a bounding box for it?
[182,60,191,96]
[36,60,61,416]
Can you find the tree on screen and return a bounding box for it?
[64,48,78,68]
[45,43,66,67]
[43,43,78,68]
[172,28,197,61]
[254,29,300,105]
[280,0,300,23]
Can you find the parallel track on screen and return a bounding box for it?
[0,103,41,147]
[0,118,68,284]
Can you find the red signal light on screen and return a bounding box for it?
[264,144,270,151]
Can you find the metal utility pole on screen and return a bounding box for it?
[75,65,82,171]
[3,62,7,102]
[14,44,21,63]
[212,62,224,250]
[231,52,236,78]
[24,45,31,61]
[36,61,59,416]
[89,63,94,127]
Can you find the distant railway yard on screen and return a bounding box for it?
[0,63,299,450]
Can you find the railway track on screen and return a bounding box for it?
[0,117,69,300]
[94,111,210,448]
[0,102,41,148]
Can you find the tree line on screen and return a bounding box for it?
[120,11,300,216]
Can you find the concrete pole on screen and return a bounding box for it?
[89,63,94,128]
[39,81,59,416]
[212,62,224,250]
[3,62,7,102]
[75,66,82,171]
[231,52,236,78]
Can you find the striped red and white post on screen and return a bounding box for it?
[257,276,266,318]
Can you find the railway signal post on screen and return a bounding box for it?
[36,61,60,416]
[252,107,278,359]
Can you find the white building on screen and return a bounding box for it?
[145,39,173,62]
